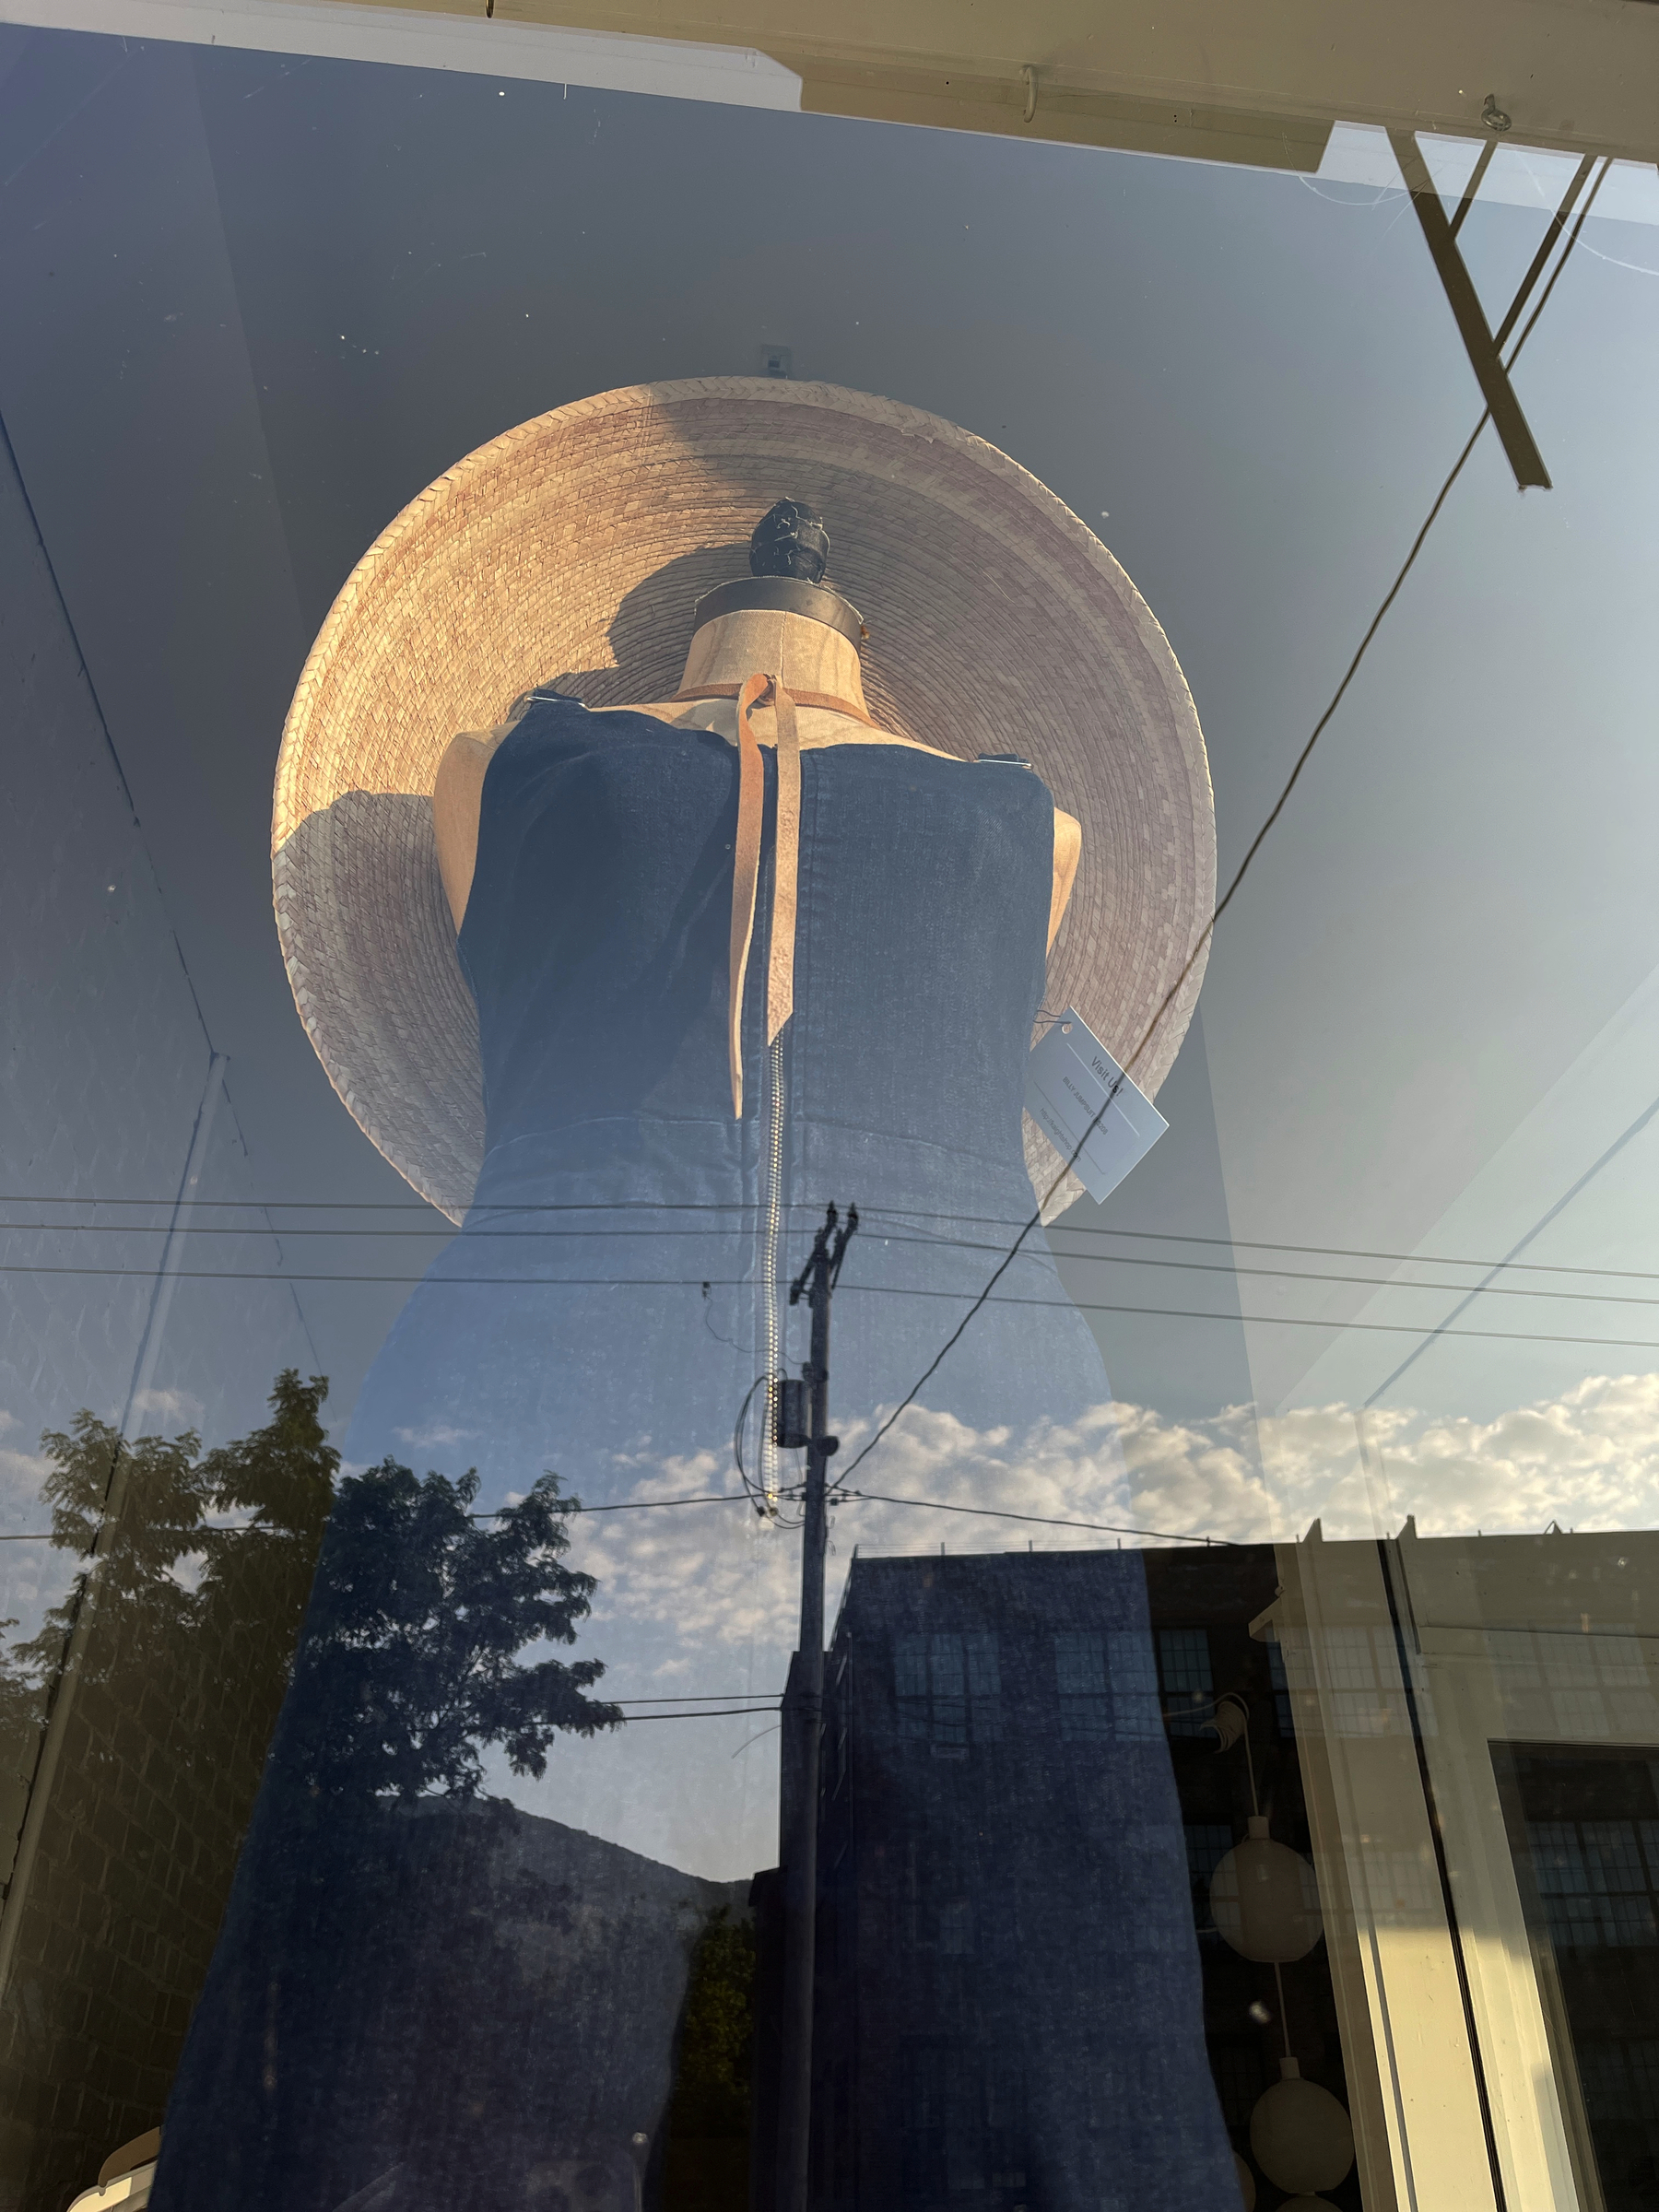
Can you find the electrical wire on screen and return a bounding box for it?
[7,1201,1659,1288]
[616,1707,782,1721]
[911,1288,1659,1353]
[833,159,1611,1490]
[831,1490,1233,1547]
[4,1484,1249,1549]
[731,1724,782,1757]
[1044,1225,1659,1286]
[5,1257,1657,1351]
[607,1693,779,1705]
[6,1259,1656,1351]
[8,1219,1659,1308]
[731,1372,784,1517]
[556,1493,747,1516]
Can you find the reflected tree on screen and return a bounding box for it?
[664,1907,758,2212]
[0,1371,337,1851]
[0,1377,619,1830]
[275,1461,621,1806]
[0,1372,338,2212]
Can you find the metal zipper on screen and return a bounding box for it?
[760,1030,786,1507]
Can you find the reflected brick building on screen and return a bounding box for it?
[763,1548,1270,2212]
[755,1527,1659,2212]
[745,1540,1355,2212]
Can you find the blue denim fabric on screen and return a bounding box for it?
[340,697,1110,1506]
[157,697,1237,2211]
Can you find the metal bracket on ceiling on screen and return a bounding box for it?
[1388,129,1597,492]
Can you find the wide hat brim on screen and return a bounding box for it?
[273,379,1214,1222]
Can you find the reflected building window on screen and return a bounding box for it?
[1497,1747,1659,2212]
[1488,1627,1659,1742]
[1157,1627,1216,1735]
[1266,1641,1295,1737]
[1052,1628,1171,1742]
[1053,1629,1110,1739]
[1277,1622,1431,1739]
[1528,1816,1659,1949]
[894,1632,1003,1753]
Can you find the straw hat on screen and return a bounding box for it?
[273,379,1213,1222]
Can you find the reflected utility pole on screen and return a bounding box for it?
[773,1201,857,2212]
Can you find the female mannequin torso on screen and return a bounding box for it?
[433,605,1081,942]
[156,484,1238,2212]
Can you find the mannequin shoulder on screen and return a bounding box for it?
[432,724,515,932]
[1049,807,1081,951]
[434,724,511,809]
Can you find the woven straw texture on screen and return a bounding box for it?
[273,380,1214,1220]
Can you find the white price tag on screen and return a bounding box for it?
[1025,1007,1168,1204]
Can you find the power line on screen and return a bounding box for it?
[608,1692,779,1705]
[7,1198,1659,1288]
[1047,1225,1659,1286]
[975,1291,1659,1354]
[5,1259,1658,1352]
[0,1494,750,1543]
[9,1219,1659,1308]
[5,1259,1658,1351]
[1045,1252,1659,1309]
[1363,1085,1659,1406]
[5,1482,1248,1551]
[835,159,1610,1489]
[559,1493,747,1515]
[0,1194,745,1212]
[618,1706,782,1721]
[833,1491,1234,1547]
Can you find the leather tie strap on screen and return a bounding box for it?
[768,679,800,1049]
[727,675,802,1119]
[728,675,766,1121]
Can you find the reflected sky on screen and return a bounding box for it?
[1,25,1656,1559]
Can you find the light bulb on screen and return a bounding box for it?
[1209,1817,1322,1962]
[1249,2058,1355,2194]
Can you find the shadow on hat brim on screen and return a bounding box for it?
[273,379,1214,1222]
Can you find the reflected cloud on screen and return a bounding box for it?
[0,1442,50,1506]
[562,1373,1659,1648]
[132,1385,206,1426]
[393,1420,477,1451]
[1254,1371,1659,1539]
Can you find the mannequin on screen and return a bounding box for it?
[433,513,1082,947]
[157,496,1239,2212]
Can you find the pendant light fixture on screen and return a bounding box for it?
[1206,1695,1323,1963]
[1249,2057,1356,2196]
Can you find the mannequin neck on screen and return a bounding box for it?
[677,608,868,715]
